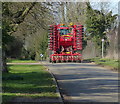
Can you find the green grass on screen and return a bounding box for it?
[89,57,119,70]
[2,64,57,103]
[7,59,37,63]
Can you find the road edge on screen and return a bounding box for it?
[41,61,64,104]
[47,68,64,104]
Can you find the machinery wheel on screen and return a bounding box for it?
[49,59,52,63]
[63,60,65,62]
[73,60,76,62]
[53,61,56,63]
[79,60,81,63]
[58,60,61,63]
[75,60,78,63]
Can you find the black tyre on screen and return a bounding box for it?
[53,61,56,63]
[49,59,52,63]
[79,60,81,63]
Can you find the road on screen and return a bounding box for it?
[42,61,119,103]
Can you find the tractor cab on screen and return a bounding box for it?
[58,27,70,35]
[59,28,70,35]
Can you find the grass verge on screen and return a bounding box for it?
[2,64,57,103]
[7,59,38,63]
[85,57,119,71]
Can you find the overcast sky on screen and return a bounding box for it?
[90,0,119,14]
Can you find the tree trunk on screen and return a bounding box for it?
[2,50,8,73]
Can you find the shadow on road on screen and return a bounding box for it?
[45,62,119,102]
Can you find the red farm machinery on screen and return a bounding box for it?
[48,23,84,63]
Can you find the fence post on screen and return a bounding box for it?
[102,39,104,58]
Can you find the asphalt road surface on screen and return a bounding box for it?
[43,61,119,103]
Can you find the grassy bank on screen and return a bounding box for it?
[86,58,119,71]
[2,64,57,103]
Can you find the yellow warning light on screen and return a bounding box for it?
[70,22,73,26]
[66,52,70,54]
[60,23,65,26]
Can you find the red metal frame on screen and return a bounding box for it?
[50,53,82,62]
[48,24,84,62]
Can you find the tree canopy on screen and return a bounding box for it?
[85,2,117,52]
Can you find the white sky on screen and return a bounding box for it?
[89,0,119,2]
[90,1,119,14]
